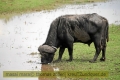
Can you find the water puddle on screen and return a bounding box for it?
[0,0,120,80]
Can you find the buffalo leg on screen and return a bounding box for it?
[89,38,101,63]
[66,37,74,61]
[66,43,73,61]
[65,29,74,61]
[100,43,106,61]
[57,47,65,61]
[100,47,106,61]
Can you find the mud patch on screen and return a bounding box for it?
[29,52,39,55]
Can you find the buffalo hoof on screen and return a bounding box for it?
[40,61,49,64]
[66,59,72,62]
[53,59,62,63]
[89,60,96,63]
[40,62,48,64]
[100,58,105,61]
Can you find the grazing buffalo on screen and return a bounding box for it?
[38,13,109,64]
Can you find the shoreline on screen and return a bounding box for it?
[0,0,106,18]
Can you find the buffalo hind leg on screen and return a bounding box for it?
[89,47,101,63]
[100,44,106,61]
[89,39,101,63]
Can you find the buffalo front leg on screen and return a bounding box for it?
[65,29,74,62]
[54,47,65,62]
[66,44,73,62]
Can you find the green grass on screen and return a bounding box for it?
[0,0,106,18]
[0,0,57,13]
[53,25,120,80]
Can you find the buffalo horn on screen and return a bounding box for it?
[38,45,57,53]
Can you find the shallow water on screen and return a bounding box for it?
[0,0,120,80]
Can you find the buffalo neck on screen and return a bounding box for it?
[44,18,60,48]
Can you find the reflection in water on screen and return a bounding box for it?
[39,64,59,80]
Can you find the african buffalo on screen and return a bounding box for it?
[38,13,109,64]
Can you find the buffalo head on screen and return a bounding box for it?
[38,45,57,64]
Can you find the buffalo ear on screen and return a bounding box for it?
[38,45,57,53]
